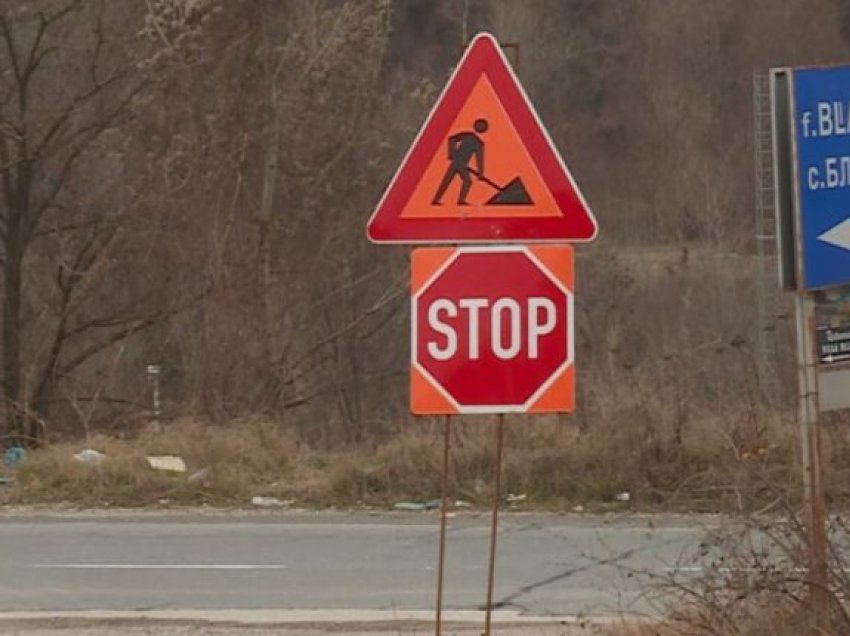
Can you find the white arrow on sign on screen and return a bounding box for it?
[823,353,850,364]
[818,217,850,251]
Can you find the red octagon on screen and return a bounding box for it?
[413,247,572,413]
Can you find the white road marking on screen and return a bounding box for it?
[0,609,628,625]
[29,564,287,570]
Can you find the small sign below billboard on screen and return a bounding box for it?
[815,285,850,365]
[816,326,850,365]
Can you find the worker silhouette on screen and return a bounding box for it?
[432,118,488,205]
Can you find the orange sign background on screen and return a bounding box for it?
[410,245,574,415]
[400,76,560,220]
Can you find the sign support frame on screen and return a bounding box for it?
[787,68,831,628]
[374,33,591,636]
[483,413,505,635]
[434,415,451,636]
[794,292,830,628]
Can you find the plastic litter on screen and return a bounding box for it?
[615,491,631,502]
[187,467,210,484]
[394,499,440,511]
[394,501,427,511]
[74,449,105,465]
[251,496,293,508]
[3,446,26,469]
[506,493,527,504]
[146,455,187,473]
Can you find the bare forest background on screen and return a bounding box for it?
[1,0,849,460]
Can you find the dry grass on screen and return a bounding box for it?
[6,420,299,507]
[601,600,827,636]
[0,407,813,510]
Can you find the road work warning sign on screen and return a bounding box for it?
[366,33,596,244]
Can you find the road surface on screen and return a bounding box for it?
[0,509,719,625]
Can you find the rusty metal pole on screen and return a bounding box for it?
[795,292,830,628]
[782,67,830,628]
[483,414,505,635]
[435,415,452,636]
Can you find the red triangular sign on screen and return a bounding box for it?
[366,32,597,244]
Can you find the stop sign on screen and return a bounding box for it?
[411,245,574,414]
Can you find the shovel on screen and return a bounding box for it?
[469,169,533,205]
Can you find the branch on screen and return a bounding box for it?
[1,6,62,117]
[29,214,98,239]
[144,0,175,52]
[56,312,172,380]
[26,143,81,239]
[41,1,81,30]
[33,222,119,404]
[14,0,82,89]
[52,290,206,383]
[64,309,163,340]
[0,137,13,226]
[0,152,25,173]
[23,13,56,81]
[26,81,144,241]
[287,281,405,373]
[30,2,127,162]
[57,222,117,293]
[34,395,145,409]
[89,11,105,85]
[31,72,122,160]
[0,17,23,94]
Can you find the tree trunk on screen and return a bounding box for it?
[2,208,23,444]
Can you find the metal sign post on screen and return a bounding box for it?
[483,413,505,635]
[794,293,830,627]
[435,415,451,636]
[772,66,839,628]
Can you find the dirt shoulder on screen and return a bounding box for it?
[0,503,725,527]
[0,618,640,635]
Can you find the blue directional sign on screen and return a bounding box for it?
[793,66,850,290]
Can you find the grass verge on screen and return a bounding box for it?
[0,407,818,510]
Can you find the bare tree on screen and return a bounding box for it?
[0,1,174,443]
[137,0,398,439]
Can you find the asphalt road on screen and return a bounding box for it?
[0,511,718,620]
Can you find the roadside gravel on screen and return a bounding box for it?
[0,619,627,635]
